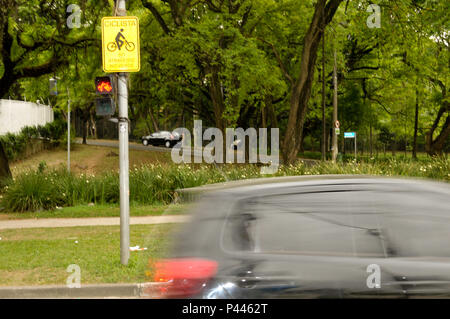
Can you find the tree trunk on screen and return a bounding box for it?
[282,0,343,164]
[331,48,338,162]
[89,112,97,139]
[426,114,450,156]
[148,107,159,132]
[261,105,267,129]
[425,79,449,156]
[163,108,168,131]
[370,121,373,157]
[299,134,305,153]
[0,142,12,181]
[265,95,278,128]
[82,111,89,145]
[208,66,227,158]
[321,30,326,161]
[208,66,227,132]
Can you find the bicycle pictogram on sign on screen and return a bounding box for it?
[107,29,135,52]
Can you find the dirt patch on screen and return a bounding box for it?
[10,144,169,176]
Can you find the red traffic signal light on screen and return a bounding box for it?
[95,76,114,94]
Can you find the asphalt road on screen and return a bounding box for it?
[76,138,172,152]
[76,138,319,166]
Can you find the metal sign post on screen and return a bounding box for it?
[344,132,357,161]
[117,0,130,266]
[118,73,130,266]
[101,0,141,266]
[331,49,339,163]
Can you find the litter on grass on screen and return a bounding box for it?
[130,245,147,251]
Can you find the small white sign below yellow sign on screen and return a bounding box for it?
[102,16,140,73]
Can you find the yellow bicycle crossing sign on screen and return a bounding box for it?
[102,16,140,73]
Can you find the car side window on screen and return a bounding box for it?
[222,191,388,258]
[222,186,450,258]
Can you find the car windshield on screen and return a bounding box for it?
[222,185,450,258]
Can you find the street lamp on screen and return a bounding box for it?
[49,77,71,172]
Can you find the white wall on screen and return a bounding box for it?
[0,99,54,135]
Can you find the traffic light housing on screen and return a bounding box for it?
[49,77,58,96]
[95,76,115,116]
[96,96,116,116]
[95,76,114,95]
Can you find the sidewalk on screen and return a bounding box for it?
[0,215,189,230]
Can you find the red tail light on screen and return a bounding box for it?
[147,258,218,298]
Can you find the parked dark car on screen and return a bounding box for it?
[141,131,181,148]
[147,176,450,299]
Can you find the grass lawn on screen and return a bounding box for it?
[0,224,179,286]
[0,203,185,220]
[299,150,447,161]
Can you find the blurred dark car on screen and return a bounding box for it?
[142,131,181,148]
[149,176,450,299]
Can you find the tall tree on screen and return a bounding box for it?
[280,0,343,164]
[0,0,106,179]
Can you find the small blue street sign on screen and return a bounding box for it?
[344,132,356,138]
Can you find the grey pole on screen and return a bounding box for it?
[321,24,326,162]
[117,0,130,266]
[355,134,357,162]
[67,88,71,173]
[331,48,338,163]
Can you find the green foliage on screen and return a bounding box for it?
[4,0,448,157]
[0,120,66,161]
[1,170,66,212]
[37,161,47,173]
[0,132,28,161]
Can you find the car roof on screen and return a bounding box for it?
[177,175,450,202]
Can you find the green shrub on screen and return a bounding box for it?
[0,120,67,161]
[0,157,448,212]
[1,171,66,212]
[47,119,66,140]
[37,124,51,140]
[21,126,39,139]
[0,132,27,161]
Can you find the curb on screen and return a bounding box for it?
[0,283,158,299]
